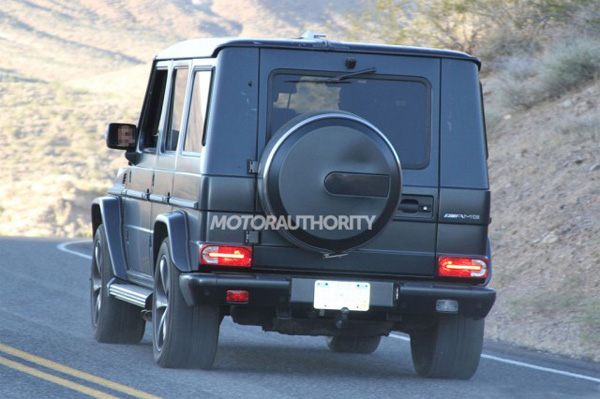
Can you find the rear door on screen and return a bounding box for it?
[172,62,214,238]
[150,61,191,269]
[253,49,440,277]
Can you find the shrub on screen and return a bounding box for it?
[497,79,540,110]
[350,0,600,56]
[495,56,543,110]
[484,109,503,136]
[497,56,539,81]
[555,112,600,141]
[496,40,600,110]
[538,40,600,98]
[478,34,542,71]
[581,300,600,346]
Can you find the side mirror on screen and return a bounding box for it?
[106,123,138,150]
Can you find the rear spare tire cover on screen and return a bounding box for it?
[258,111,402,255]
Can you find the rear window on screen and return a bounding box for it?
[269,72,431,169]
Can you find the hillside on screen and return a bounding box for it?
[1,0,598,362]
[0,0,361,237]
[484,79,600,360]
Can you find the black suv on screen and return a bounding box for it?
[91,33,495,379]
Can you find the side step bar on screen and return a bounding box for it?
[108,280,152,308]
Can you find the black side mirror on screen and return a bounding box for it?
[106,123,138,150]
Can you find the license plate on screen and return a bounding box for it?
[314,280,370,311]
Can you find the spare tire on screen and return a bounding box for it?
[258,111,402,255]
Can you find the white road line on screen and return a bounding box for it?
[57,241,92,260]
[389,333,410,342]
[389,333,600,384]
[480,354,600,384]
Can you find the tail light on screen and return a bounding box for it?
[200,245,252,267]
[438,256,488,278]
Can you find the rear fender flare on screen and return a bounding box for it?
[91,196,128,280]
[153,212,192,272]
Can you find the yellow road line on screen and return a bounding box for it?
[0,344,160,399]
[0,355,119,399]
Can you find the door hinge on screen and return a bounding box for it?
[247,160,260,174]
[245,230,260,244]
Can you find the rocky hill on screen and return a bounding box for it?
[0,0,360,237]
[484,79,600,361]
[1,0,598,362]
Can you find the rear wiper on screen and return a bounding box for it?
[287,67,377,84]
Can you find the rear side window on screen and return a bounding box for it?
[164,67,189,152]
[183,70,212,154]
[269,72,430,169]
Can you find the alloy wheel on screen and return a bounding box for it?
[91,240,103,326]
[153,256,170,353]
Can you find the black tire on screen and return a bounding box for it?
[410,315,484,379]
[152,239,221,369]
[90,224,145,343]
[326,336,381,354]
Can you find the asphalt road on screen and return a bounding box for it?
[1,237,600,399]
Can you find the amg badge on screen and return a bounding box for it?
[444,213,481,220]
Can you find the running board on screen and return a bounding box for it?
[108,280,152,308]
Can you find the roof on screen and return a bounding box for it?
[155,37,481,67]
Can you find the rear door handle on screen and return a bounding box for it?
[398,199,431,213]
[398,202,420,213]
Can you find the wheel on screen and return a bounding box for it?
[90,224,145,343]
[152,238,221,369]
[410,315,484,379]
[326,336,381,354]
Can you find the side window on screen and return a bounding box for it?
[164,67,189,152]
[139,69,168,151]
[183,70,212,154]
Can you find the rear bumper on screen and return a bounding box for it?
[179,273,496,319]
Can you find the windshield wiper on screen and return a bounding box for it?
[286,67,377,84]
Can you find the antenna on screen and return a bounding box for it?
[300,31,327,40]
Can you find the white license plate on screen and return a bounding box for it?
[314,280,370,311]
